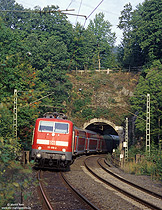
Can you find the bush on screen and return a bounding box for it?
[123,143,162,180]
[0,137,34,207]
[146,143,162,180]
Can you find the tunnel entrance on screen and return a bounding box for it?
[85,122,118,135]
[83,118,124,149]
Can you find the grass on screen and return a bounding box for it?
[123,156,162,181]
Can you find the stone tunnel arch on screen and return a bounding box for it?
[83,118,124,148]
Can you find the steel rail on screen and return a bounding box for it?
[37,170,53,210]
[60,171,100,210]
[84,156,162,210]
[102,158,162,200]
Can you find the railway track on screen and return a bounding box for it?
[37,169,99,210]
[84,156,162,210]
[102,158,162,200]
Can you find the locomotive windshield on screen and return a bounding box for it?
[39,121,53,132]
[55,123,68,133]
[39,121,69,133]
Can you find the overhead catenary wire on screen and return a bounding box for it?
[86,0,104,20]
[69,0,105,68]
[66,0,75,10]
[75,0,83,24]
[75,0,118,16]
[60,12,86,18]
[118,106,146,122]
[19,91,55,108]
[0,9,87,19]
[83,0,104,29]
[0,8,75,13]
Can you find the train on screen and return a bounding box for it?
[103,134,120,153]
[31,116,119,168]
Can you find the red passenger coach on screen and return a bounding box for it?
[31,118,74,168]
[86,131,102,153]
[73,128,87,155]
[72,128,104,155]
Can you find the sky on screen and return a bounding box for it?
[15,0,144,45]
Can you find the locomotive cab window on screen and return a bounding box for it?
[39,121,54,132]
[38,121,69,133]
[55,123,69,133]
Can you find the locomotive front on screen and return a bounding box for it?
[31,118,73,168]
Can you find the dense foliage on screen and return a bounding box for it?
[88,13,116,68]
[130,60,162,144]
[118,0,162,68]
[0,134,34,207]
[0,0,117,151]
[0,1,162,203]
[0,0,162,151]
[0,1,119,204]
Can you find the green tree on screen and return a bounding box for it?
[24,34,69,70]
[118,3,133,38]
[88,12,116,68]
[0,0,25,28]
[134,0,162,63]
[118,3,144,68]
[70,23,97,70]
[118,3,133,67]
[118,0,162,68]
[0,18,36,98]
[130,60,162,145]
[88,12,116,46]
[0,18,40,149]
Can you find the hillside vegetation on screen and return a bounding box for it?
[0,0,162,149]
[0,0,162,205]
[67,71,140,127]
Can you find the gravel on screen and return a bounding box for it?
[24,155,162,210]
[64,155,162,210]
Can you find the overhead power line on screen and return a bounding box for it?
[0,9,75,13]
[60,12,86,18]
[119,106,146,122]
[86,0,104,20]
[66,0,75,10]
[20,91,55,108]
[75,0,118,16]
[75,0,83,24]
[0,8,87,19]
[83,0,105,27]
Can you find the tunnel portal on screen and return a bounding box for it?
[85,122,118,135]
[83,118,124,145]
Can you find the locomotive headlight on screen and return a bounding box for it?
[36,153,41,159]
[38,146,42,150]
[62,149,66,152]
[61,155,66,161]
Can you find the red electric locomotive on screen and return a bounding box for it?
[31,117,106,168]
[31,118,74,168]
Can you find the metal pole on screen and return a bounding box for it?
[146,93,150,155]
[13,89,17,139]
[125,118,129,161]
[98,52,101,72]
